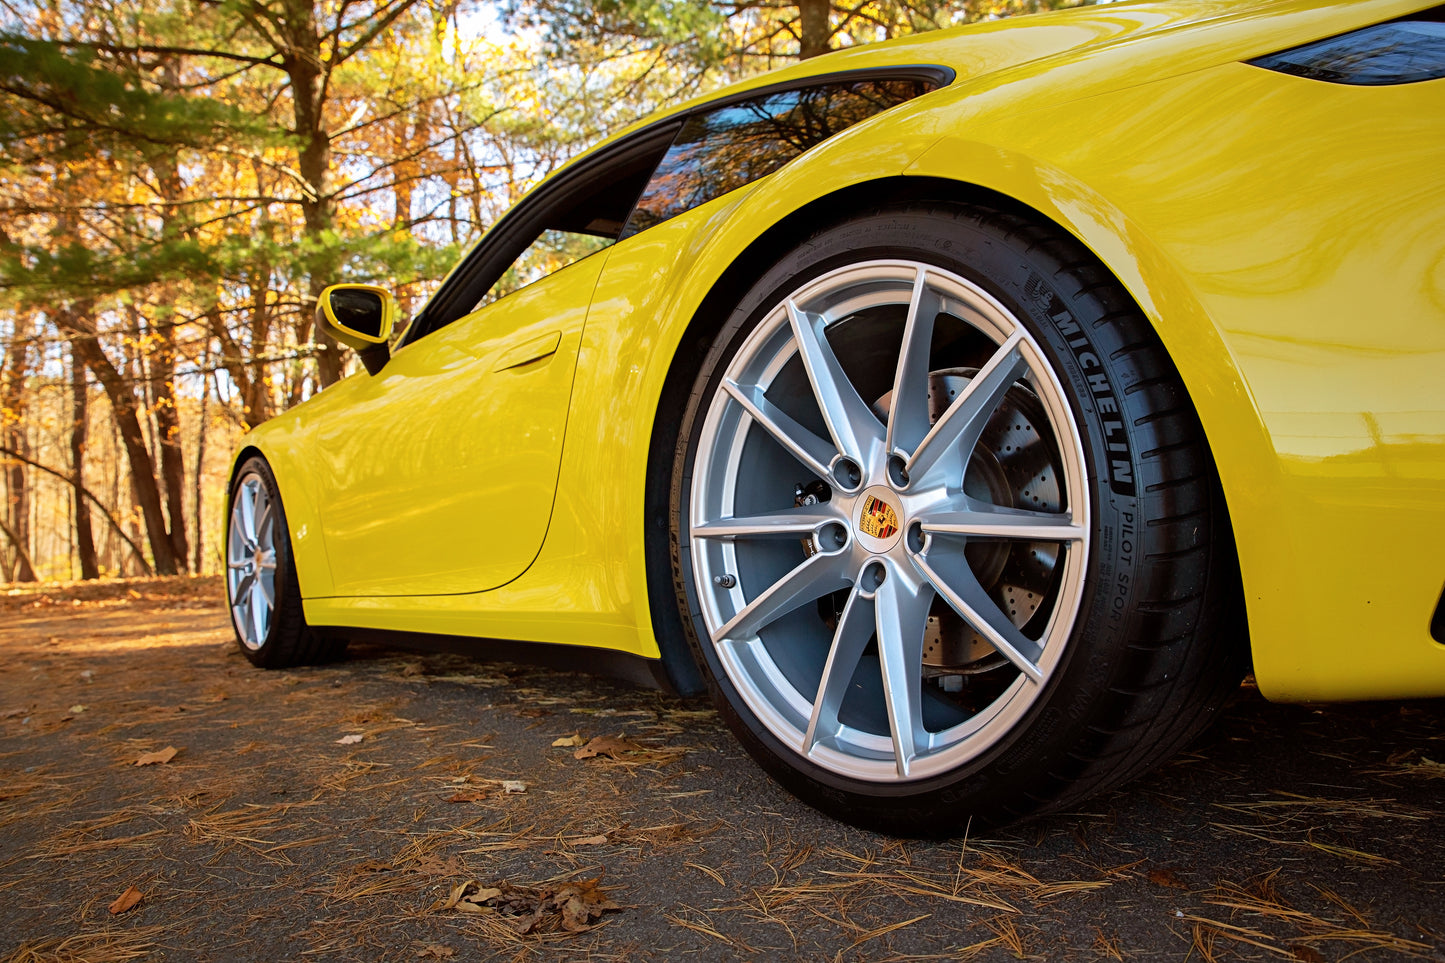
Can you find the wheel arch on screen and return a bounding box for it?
[641,171,1254,696]
[226,439,335,600]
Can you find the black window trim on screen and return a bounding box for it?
[402,63,955,347]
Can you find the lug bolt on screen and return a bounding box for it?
[713,574,736,589]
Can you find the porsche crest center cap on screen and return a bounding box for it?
[854,487,902,553]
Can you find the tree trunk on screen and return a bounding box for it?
[277,0,345,388]
[69,346,99,579]
[69,331,178,574]
[1,329,37,582]
[193,340,212,574]
[151,320,190,571]
[799,0,831,58]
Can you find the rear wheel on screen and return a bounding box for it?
[226,456,343,668]
[669,204,1244,832]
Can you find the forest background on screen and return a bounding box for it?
[0,0,1087,583]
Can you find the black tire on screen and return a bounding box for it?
[668,203,1246,834]
[225,456,346,669]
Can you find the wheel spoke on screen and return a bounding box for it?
[257,569,275,607]
[885,270,947,458]
[875,568,934,778]
[722,379,836,482]
[912,549,1044,683]
[905,331,1027,485]
[803,583,876,755]
[249,580,268,642]
[693,505,841,541]
[239,482,259,542]
[258,550,277,571]
[714,549,853,643]
[253,497,274,552]
[228,511,250,558]
[922,505,1084,542]
[785,299,882,464]
[232,594,252,645]
[233,569,255,601]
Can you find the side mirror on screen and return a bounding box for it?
[316,284,396,376]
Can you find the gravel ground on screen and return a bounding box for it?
[1,576,1443,962]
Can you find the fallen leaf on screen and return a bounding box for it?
[1147,867,1189,890]
[573,734,686,765]
[69,705,87,714]
[574,835,608,846]
[108,886,143,914]
[441,876,623,933]
[516,707,551,718]
[446,790,490,804]
[573,735,639,761]
[551,734,584,748]
[1290,947,1327,963]
[416,946,455,959]
[135,747,178,766]
[336,734,363,745]
[501,780,527,794]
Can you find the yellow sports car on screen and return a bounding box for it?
[226,0,1445,832]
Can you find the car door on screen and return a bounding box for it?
[311,254,603,597]
[306,124,679,598]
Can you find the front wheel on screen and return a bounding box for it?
[225,456,343,668]
[670,204,1244,833]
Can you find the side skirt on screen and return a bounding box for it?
[317,625,676,692]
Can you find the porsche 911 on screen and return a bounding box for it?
[225,0,1445,832]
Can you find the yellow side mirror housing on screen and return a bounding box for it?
[316,284,396,375]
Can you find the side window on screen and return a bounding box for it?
[402,124,677,344]
[1249,14,1445,85]
[623,77,939,238]
[479,229,614,306]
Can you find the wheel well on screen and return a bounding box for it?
[227,446,264,497]
[642,174,1249,694]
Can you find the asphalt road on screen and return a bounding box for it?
[1,577,1442,961]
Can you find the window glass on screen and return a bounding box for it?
[1250,19,1445,85]
[478,229,614,307]
[623,78,937,238]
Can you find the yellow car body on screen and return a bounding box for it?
[234,0,1445,710]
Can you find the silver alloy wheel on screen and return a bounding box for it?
[227,471,279,651]
[689,260,1090,782]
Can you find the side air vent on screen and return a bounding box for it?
[1249,11,1445,85]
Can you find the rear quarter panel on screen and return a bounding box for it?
[908,59,1445,700]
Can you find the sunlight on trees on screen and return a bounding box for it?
[0,0,1088,581]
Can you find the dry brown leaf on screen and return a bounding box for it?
[108,885,143,914]
[573,735,641,760]
[336,734,363,745]
[551,734,584,748]
[573,734,685,765]
[441,877,623,933]
[134,746,177,766]
[446,790,490,804]
[501,780,527,794]
[416,946,455,959]
[575,835,608,846]
[1148,867,1189,890]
